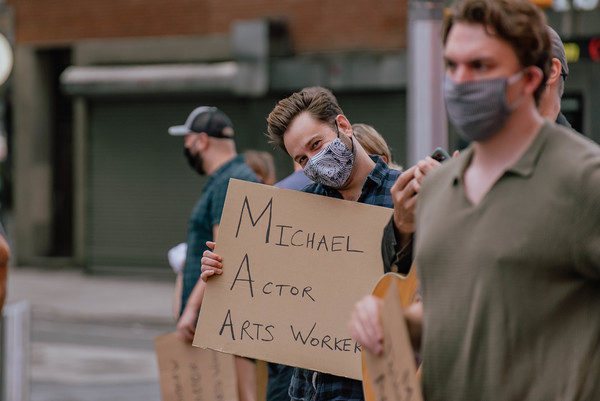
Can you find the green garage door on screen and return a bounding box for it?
[336,91,408,168]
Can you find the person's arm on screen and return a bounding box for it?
[234,356,257,401]
[382,217,413,274]
[390,165,418,244]
[176,278,206,341]
[382,165,418,274]
[349,295,423,355]
[177,225,220,341]
[383,158,442,273]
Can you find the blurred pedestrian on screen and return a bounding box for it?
[169,106,259,401]
[539,26,571,127]
[244,150,276,185]
[352,123,403,170]
[274,161,311,190]
[351,0,600,399]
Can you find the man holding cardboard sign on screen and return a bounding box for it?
[168,106,260,401]
[201,87,422,401]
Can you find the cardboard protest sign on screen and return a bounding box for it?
[362,275,423,401]
[155,332,238,401]
[194,179,397,379]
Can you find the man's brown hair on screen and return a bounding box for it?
[267,86,343,153]
[442,0,551,102]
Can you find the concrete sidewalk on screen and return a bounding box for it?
[6,266,176,325]
[4,266,178,401]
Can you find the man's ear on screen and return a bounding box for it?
[196,132,210,151]
[524,65,545,96]
[546,58,562,87]
[335,115,353,137]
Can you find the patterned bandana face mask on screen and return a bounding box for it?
[303,125,355,189]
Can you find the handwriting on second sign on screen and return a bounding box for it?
[210,352,225,401]
[230,253,316,302]
[189,363,203,400]
[170,360,184,401]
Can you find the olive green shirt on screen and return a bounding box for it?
[415,121,600,401]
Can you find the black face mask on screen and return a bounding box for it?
[184,147,205,175]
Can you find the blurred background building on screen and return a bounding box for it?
[0,0,597,275]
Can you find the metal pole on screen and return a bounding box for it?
[407,0,447,166]
[1,301,31,401]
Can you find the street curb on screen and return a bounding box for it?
[30,307,175,327]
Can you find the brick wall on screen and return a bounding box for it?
[8,0,408,51]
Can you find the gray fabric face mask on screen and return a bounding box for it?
[444,71,524,142]
[304,136,355,189]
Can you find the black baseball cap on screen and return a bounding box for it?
[168,106,235,138]
[548,27,569,79]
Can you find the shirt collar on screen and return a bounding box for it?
[451,121,550,185]
[321,155,390,197]
[450,146,473,187]
[505,122,548,177]
[213,155,243,176]
[366,155,389,187]
[207,155,243,184]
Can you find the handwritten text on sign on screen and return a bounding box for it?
[194,179,394,379]
[362,276,423,401]
[155,332,238,401]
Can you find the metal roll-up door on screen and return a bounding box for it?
[86,92,407,274]
[336,91,408,168]
[87,100,208,273]
[86,98,280,274]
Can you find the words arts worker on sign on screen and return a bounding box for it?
[194,179,409,380]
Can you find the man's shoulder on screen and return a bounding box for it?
[548,122,600,152]
[203,162,258,205]
[214,157,259,184]
[385,167,403,187]
[229,164,260,182]
[542,122,600,171]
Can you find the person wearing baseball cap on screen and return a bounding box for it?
[539,26,572,128]
[168,106,238,174]
[169,106,259,401]
[168,106,236,138]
